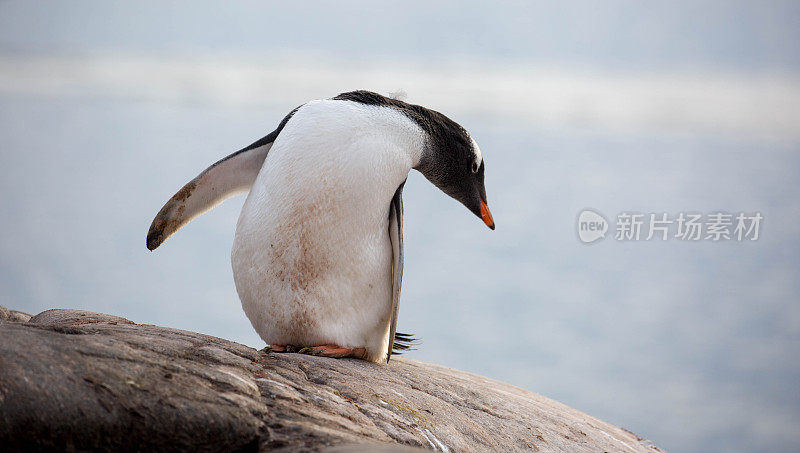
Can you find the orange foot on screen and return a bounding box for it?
[297,344,367,359]
[267,344,299,353]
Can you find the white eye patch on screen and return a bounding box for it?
[470,136,483,170]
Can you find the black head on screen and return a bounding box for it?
[411,107,494,230]
[334,90,494,229]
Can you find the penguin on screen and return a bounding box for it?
[147,90,494,363]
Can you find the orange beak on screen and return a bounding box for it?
[480,199,495,230]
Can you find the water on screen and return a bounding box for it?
[1,2,799,451]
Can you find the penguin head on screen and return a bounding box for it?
[413,109,495,230]
[331,90,495,229]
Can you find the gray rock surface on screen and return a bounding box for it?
[0,307,662,452]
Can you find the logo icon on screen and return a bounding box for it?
[577,209,608,243]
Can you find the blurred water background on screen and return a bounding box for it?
[1,2,799,452]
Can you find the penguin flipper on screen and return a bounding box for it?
[146,109,298,251]
[387,181,406,362]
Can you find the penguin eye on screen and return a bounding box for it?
[471,161,479,174]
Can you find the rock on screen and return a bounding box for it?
[0,306,32,323]
[0,307,662,452]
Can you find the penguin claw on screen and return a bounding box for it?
[297,344,366,359]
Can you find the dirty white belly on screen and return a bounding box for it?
[230,100,419,363]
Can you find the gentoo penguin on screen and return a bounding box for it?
[147,90,494,363]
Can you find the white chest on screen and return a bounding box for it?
[230,100,424,356]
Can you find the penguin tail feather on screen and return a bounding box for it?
[391,331,419,354]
